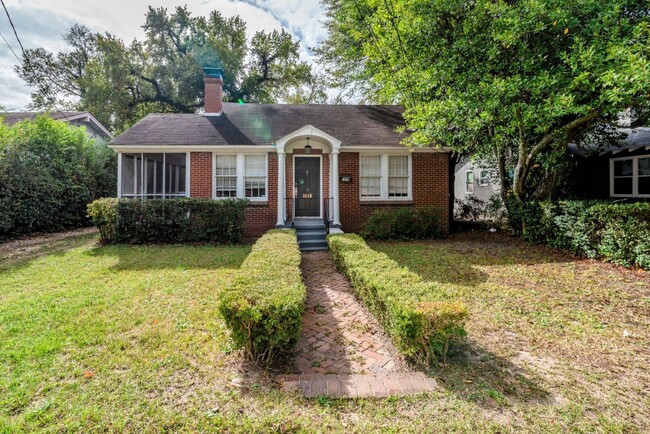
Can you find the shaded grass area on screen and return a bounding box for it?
[372,233,650,432]
[1,231,648,432]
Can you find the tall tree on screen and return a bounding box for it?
[318,0,650,200]
[17,6,315,133]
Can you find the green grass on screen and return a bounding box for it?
[1,232,648,432]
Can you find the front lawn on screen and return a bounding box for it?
[1,232,648,432]
[372,233,649,432]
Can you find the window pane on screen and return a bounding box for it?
[361,156,381,176]
[245,176,266,198]
[361,177,381,197]
[388,177,408,197]
[388,156,408,176]
[614,177,633,195]
[164,153,187,196]
[466,171,474,193]
[614,159,633,177]
[216,155,237,176]
[245,155,265,176]
[639,158,650,176]
[216,177,238,197]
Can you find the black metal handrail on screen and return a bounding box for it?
[323,197,333,234]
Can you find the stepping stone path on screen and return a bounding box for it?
[277,251,439,398]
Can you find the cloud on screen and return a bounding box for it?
[0,0,325,110]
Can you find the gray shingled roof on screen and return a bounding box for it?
[110,103,409,147]
[0,111,87,125]
[569,127,650,156]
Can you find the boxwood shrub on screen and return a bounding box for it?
[512,200,650,270]
[361,206,445,240]
[219,230,306,365]
[328,233,468,365]
[87,197,248,244]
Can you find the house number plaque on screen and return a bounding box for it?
[302,193,313,199]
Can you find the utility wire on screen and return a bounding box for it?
[0,28,20,63]
[0,0,72,120]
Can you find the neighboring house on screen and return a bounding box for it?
[454,157,500,204]
[0,111,113,140]
[567,127,650,199]
[108,68,454,237]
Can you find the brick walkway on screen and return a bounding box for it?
[277,251,438,398]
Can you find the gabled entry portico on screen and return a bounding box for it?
[275,125,342,228]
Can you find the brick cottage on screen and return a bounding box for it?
[108,68,453,241]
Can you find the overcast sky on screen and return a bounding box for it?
[0,0,326,110]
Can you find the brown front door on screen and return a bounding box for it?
[295,157,320,217]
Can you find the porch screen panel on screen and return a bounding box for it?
[388,156,409,197]
[164,153,186,197]
[121,153,142,197]
[215,155,237,197]
[143,153,164,198]
[360,155,381,198]
[244,155,266,199]
[613,159,633,195]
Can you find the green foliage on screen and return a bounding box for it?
[319,0,650,199]
[361,206,445,240]
[511,199,650,269]
[87,198,248,244]
[219,230,306,365]
[0,115,116,238]
[328,234,468,365]
[17,8,316,133]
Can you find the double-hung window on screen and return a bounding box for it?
[611,155,650,197]
[465,171,475,194]
[215,155,238,198]
[360,154,411,200]
[214,153,268,201]
[479,169,491,186]
[120,152,187,198]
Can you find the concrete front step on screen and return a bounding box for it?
[296,230,327,241]
[277,373,439,398]
[298,239,328,251]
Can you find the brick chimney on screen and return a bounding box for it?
[202,67,223,116]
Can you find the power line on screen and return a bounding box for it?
[0,0,72,120]
[0,29,20,63]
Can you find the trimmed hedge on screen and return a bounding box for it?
[512,200,650,270]
[87,197,248,244]
[361,206,445,240]
[219,230,306,365]
[328,234,468,365]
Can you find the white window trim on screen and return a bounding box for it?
[478,169,491,187]
[610,154,650,198]
[465,170,475,194]
[117,152,189,199]
[212,152,268,202]
[359,153,412,201]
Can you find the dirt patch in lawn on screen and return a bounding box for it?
[0,227,98,266]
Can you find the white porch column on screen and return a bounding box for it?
[276,149,286,226]
[331,149,341,226]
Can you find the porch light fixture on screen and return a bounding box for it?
[304,137,312,154]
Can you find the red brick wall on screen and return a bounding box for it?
[189,150,449,237]
[338,152,450,233]
[243,152,277,237]
[190,152,212,198]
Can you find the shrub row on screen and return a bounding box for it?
[219,230,306,365]
[0,115,116,238]
[328,234,468,365]
[512,200,650,269]
[87,197,248,244]
[361,206,446,240]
